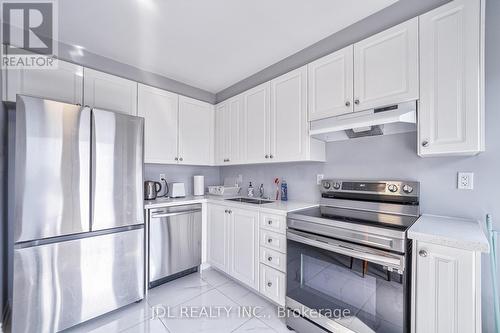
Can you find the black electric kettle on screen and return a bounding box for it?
[144,181,162,200]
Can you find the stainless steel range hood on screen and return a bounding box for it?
[309,101,417,142]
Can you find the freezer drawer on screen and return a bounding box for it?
[149,205,202,284]
[12,228,144,333]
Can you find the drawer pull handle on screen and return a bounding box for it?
[267,282,272,287]
[267,256,272,261]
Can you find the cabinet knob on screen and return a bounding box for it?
[421,140,429,148]
[267,282,272,287]
[227,158,230,162]
[267,238,272,243]
[179,157,183,161]
[270,154,274,159]
[228,210,232,214]
[265,155,269,159]
[345,101,351,107]
[268,220,273,225]
[418,250,428,257]
[174,157,179,161]
[224,209,228,213]
[267,256,273,262]
[354,99,360,105]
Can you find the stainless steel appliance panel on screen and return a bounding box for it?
[149,205,202,283]
[12,228,144,333]
[14,95,91,242]
[91,109,144,231]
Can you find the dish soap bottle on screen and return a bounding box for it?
[281,178,288,201]
[247,182,254,197]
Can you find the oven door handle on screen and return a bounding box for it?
[287,230,404,271]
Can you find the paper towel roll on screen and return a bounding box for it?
[193,175,205,196]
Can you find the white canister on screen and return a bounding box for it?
[193,175,205,196]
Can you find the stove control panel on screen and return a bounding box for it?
[321,180,419,197]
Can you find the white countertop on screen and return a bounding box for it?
[408,214,490,252]
[144,195,318,214]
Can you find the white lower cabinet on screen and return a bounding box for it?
[229,208,259,290]
[207,204,229,272]
[207,204,259,290]
[207,203,287,304]
[412,240,481,333]
[259,263,286,305]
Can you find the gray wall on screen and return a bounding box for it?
[216,0,451,102]
[221,0,500,330]
[144,164,220,197]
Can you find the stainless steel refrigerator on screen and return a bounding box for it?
[10,95,144,333]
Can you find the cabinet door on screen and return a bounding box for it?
[270,66,308,162]
[308,45,354,120]
[215,102,228,165]
[414,241,477,333]
[353,18,419,111]
[243,82,270,163]
[84,68,138,115]
[227,96,243,164]
[229,208,259,290]
[137,84,179,164]
[207,204,228,272]
[418,0,484,156]
[5,59,83,104]
[178,96,214,165]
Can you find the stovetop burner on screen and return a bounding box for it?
[294,206,419,231]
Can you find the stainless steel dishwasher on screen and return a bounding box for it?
[147,204,202,288]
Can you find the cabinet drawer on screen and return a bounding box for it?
[260,212,286,234]
[259,264,286,306]
[260,229,286,253]
[260,247,286,272]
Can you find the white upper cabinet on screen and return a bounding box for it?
[270,66,309,162]
[137,84,179,164]
[308,45,354,120]
[178,95,214,165]
[243,82,271,164]
[4,59,83,104]
[84,68,138,115]
[418,0,484,156]
[215,96,243,165]
[229,208,259,290]
[353,18,419,111]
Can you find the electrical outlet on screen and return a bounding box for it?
[316,174,324,185]
[159,173,166,181]
[458,172,474,190]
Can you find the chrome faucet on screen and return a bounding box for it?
[259,184,265,198]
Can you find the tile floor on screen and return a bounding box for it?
[67,269,294,333]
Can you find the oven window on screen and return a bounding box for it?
[287,239,406,333]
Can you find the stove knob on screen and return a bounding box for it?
[333,182,341,190]
[388,184,398,192]
[322,182,331,190]
[402,184,413,194]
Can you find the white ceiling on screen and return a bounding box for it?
[58,0,397,93]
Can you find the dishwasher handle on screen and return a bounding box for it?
[151,209,201,219]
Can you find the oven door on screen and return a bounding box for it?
[286,229,409,333]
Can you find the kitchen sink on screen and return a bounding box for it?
[225,197,274,205]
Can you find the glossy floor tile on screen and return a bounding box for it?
[64,268,294,333]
